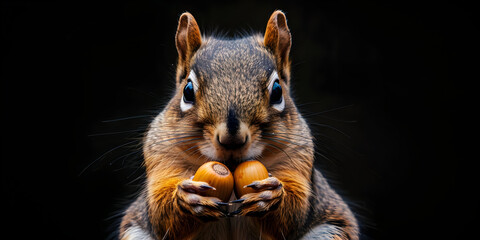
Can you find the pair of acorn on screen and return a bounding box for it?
[192,160,268,202]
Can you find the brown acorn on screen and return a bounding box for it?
[192,161,234,202]
[233,160,269,198]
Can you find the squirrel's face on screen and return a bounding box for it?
[174,37,289,162]
[145,11,297,168]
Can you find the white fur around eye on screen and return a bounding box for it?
[267,71,285,112]
[180,70,198,112]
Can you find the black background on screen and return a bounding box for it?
[2,0,476,239]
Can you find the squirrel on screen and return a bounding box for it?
[119,10,359,240]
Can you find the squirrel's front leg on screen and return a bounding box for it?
[231,176,285,217]
[147,176,227,239]
[231,170,311,239]
[176,178,229,221]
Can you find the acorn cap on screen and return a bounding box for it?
[192,161,234,202]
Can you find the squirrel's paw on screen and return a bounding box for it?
[176,179,228,222]
[230,177,284,217]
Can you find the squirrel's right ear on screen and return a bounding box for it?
[175,12,202,78]
[264,10,291,80]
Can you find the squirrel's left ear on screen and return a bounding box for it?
[264,10,291,79]
[175,12,202,80]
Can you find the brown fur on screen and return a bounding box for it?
[264,11,291,80]
[175,12,202,82]
[119,10,359,240]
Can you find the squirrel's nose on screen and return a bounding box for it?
[215,118,250,150]
[217,133,248,150]
[215,108,249,150]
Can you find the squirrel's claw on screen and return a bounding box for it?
[229,198,245,203]
[176,179,227,221]
[179,179,216,193]
[231,177,284,217]
[215,201,231,206]
[244,177,282,191]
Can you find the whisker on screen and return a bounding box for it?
[321,117,356,124]
[169,137,204,145]
[192,143,211,162]
[260,136,310,157]
[144,135,203,147]
[183,141,207,155]
[88,129,145,137]
[257,141,292,161]
[79,140,139,176]
[109,149,143,167]
[261,133,340,166]
[162,228,170,240]
[261,121,353,164]
[261,135,305,147]
[297,103,357,123]
[101,115,154,123]
[299,104,354,116]
[314,132,357,154]
[261,132,311,144]
[126,163,146,182]
[313,148,339,166]
[308,122,351,139]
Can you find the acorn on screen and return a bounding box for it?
[233,160,269,198]
[192,161,234,202]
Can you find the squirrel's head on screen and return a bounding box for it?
[146,11,305,168]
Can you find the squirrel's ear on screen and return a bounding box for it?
[175,12,202,77]
[264,10,291,77]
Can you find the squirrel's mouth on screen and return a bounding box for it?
[199,121,265,169]
[201,147,260,162]
[200,139,264,167]
[199,121,264,166]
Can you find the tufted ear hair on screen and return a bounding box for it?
[175,12,202,80]
[264,10,292,80]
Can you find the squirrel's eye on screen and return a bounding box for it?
[180,70,198,112]
[183,81,195,103]
[270,81,283,105]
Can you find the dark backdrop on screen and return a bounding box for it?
[2,0,476,239]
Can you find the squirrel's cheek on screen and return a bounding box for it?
[199,145,217,160]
